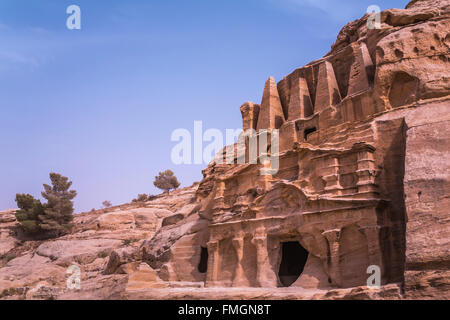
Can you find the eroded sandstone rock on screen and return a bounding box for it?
[139,0,449,298]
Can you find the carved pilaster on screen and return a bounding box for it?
[212,180,226,211]
[251,237,278,287]
[322,229,342,287]
[360,225,384,281]
[356,150,378,194]
[231,238,249,287]
[322,157,343,195]
[205,241,219,287]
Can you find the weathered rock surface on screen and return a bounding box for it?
[0,185,197,299]
[0,0,448,300]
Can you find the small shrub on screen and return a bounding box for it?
[5,254,16,263]
[122,239,138,246]
[98,251,109,259]
[102,201,112,208]
[15,194,45,235]
[132,194,148,202]
[0,287,17,298]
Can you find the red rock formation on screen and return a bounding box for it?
[140,0,449,298]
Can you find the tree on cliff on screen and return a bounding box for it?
[15,194,45,234]
[38,173,77,236]
[153,170,180,193]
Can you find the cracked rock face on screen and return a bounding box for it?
[0,0,449,300]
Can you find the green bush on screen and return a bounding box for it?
[98,251,109,258]
[15,194,45,235]
[0,287,17,298]
[14,172,77,238]
[132,194,149,202]
[4,254,17,263]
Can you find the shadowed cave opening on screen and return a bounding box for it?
[278,241,309,287]
[198,247,208,273]
[304,127,317,141]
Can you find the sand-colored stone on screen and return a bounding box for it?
[256,77,285,130]
[347,42,374,96]
[287,77,313,120]
[240,102,260,131]
[314,61,342,113]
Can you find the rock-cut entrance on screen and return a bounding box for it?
[278,241,309,287]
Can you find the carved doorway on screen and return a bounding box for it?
[278,241,309,287]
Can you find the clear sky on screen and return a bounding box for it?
[0,0,410,212]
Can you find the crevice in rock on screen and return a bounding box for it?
[197,247,208,273]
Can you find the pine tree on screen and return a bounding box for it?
[14,194,45,234]
[153,170,180,193]
[39,173,77,236]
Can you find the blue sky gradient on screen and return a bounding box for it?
[0,0,409,212]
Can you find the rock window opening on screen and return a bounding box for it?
[278,241,309,287]
[198,247,208,273]
[304,127,317,141]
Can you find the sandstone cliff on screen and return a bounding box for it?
[0,0,449,300]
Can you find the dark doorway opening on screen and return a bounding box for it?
[304,127,317,141]
[198,247,208,273]
[278,241,308,287]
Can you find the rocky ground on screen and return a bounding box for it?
[0,185,201,300]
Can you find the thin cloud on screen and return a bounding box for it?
[266,0,367,21]
[0,22,10,30]
[0,50,39,67]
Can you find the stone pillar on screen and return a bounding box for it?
[360,225,384,281]
[238,129,258,165]
[314,61,342,113]
[322,229,342,287]
[287,76,313,120]
[212,181,226,211]
[205,241,219,287]
[231,238,250,287]
[322,157,343,195]
[356,150,377,194]
[279,121,297,153]
[347,42,374,97]
[252,237,278,287]
[240,102,260,131]
[262,159,273,190]
[256,77,285,130]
